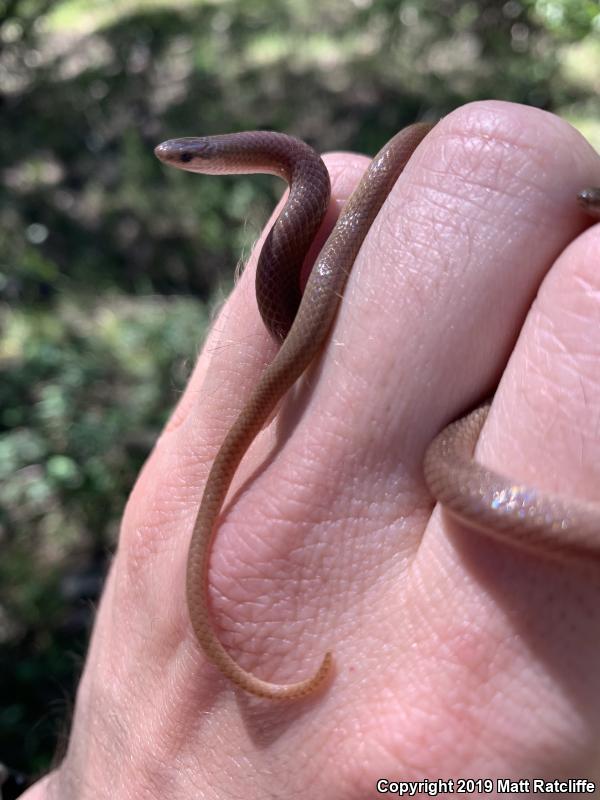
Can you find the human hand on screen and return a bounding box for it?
[25,100,600,799]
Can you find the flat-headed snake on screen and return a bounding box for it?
[154,125,600,700]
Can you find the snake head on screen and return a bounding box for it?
[577,187,600,220]
[154,138,214,172]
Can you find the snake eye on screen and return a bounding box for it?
[180,151,194,163]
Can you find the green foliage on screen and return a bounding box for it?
[529,0,600,38]
[0,297,206,776]
[0,0,598,779]
[1,298,206,551]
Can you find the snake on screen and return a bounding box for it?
[154,126,600,700]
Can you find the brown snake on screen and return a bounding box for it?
[155,126,600,700]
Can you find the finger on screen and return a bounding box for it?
[280,99,600,745]
[408,105,600,770]
[474,222,600,511]
[304,100,600,558]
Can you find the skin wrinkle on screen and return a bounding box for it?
[436,132,522,197]
[345,181,469,409]
[449,101,583,173]
[408,555,568,771]
[424,189,596,432]
[407,149,562,291]
[435,119,594,235]
[210,497,332,632]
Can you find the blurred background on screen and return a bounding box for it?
[1,0,599,783]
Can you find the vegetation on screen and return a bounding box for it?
[1,0,599,780]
